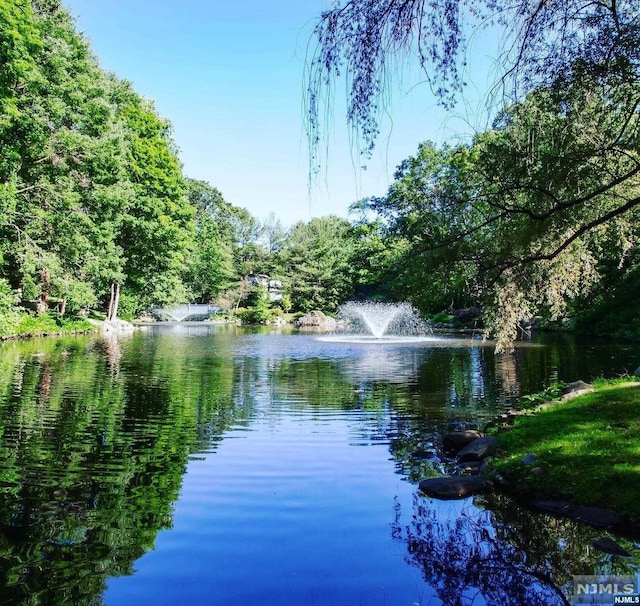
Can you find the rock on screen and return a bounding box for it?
[592,537,633,557]
[410,449,439,460]
[419,476,492,500]
[521,453,537,465]
[573,505,621,527]
[533,501,621,528]
[456,436,498,462]
[102,318,135,333]
[562,380,594,400]
[634,366,640,377]
[442,430,483,455]
[530,467,545,475]
[454,461,482,475]
[294,310,337,331]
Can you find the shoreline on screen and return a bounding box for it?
[484,380,640,536]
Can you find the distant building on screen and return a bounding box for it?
[245,274,283,302]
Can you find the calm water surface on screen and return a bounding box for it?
[0,325,639,605]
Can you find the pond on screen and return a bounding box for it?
[0,325,639,605]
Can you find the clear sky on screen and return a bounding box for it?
[62,0,498,226]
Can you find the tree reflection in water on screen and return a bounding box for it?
[395,492,640,606]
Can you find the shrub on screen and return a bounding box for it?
[0,279,21,337]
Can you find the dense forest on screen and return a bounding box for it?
[1,0,639,350]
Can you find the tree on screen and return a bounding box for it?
[184,179,235,302]
[257,212,286,275]
[470,67,640,346]
[359,68,640,348]
[308,0,640,349]
[0,0,129,316]
[0,0,200,324]
[114,85,194,314]
[279,216,356,312]
[307,0,639,166]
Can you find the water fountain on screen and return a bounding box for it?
[318,301,436,344]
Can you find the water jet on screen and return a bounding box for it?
[319,301,435,344]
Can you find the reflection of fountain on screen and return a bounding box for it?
[319,301,434,344]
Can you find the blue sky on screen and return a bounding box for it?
[63,0,498,226]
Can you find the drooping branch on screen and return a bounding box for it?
[306,0,638,168]
[485,194,640,276]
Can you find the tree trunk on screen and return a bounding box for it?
[107,283,120,321]
[35,297,47,315]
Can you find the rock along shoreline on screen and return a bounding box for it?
[416,380,640,541]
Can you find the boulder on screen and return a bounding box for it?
[419,476,492,500]
[561,380,594,401]
[442,430,483,455]
[634,366,640,378]
[456,436,498,462]
[294,310,337,331]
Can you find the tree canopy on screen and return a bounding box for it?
[307,0,639,163]
[308,0,640,349]
[2,0,639,347]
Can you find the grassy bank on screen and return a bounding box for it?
[0,311,96,339]
[490,379,640,521]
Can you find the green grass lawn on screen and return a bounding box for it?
[7,312,95,338]
[490,380,640,520]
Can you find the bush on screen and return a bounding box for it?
[116,292,140,321]
[235,306,273,325]
[430,311,455,324]
[0,279,21,337]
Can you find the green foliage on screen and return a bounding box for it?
[490,383,640,518]
[0,278,21,336]
[353,63,640,350]
[235,285,273,324]
[278,216,357,313]
[11,311,92,336]
[429,312,454,325]
[184,179,236,302]
[114,291,139,321]
[309,0,640,351]
[518,383,565,409]
[0,0,218,330]
[279,292,292,313]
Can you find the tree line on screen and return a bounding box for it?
[0,0,361,334]
[307,0,640,350]
[1,0,639,350]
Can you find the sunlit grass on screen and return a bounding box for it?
[491,381,640,519]
[12,312,95,337]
